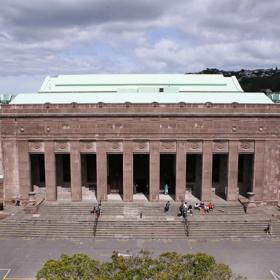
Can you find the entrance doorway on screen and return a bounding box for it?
[81,154,97,191]
[107,154,123,194]
[133,154,149,195]
[238,154,254,197]
[30,154,45,189]
[160,154,176,195]
[55,154,70,188]
[55,154,71,200]
[212,154,228,200]
[81,154,97,200]
[186,154,202,199]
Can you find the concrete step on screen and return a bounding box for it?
[39,203,245,217]
[0,217,279,239]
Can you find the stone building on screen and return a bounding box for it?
[0,74,279,205]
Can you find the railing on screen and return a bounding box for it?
[183,216,190,237]
[92,207,101,238]
[93,216,98,238]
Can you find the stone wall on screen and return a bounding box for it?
[263,140,280,204]
[1,103,280,203]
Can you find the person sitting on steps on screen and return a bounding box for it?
[188,204,193,215]
[208,202,214,211]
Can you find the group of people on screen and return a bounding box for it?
[194,201,214,213]
[164,200,215,218]
[179,201,214,217]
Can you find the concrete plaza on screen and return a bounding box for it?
[0,237,279,279]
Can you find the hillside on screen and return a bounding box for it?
[194,68,280,93]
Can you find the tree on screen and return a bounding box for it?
[37,251,244,280]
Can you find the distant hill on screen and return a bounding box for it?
[192,68,280,93]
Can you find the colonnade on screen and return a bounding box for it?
[16,140,265,202]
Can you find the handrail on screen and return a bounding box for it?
[93,216,99,238]
[184,216,190,237]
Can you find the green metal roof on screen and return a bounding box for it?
[10,74,272,104]
[10,91,273,104]
[39,74,243,93]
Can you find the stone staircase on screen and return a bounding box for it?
[0,201,279,239]
[187,220,280,239]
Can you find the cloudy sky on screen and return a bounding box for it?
[0,0,279,93]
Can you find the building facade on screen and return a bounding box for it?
[0,74,279,205]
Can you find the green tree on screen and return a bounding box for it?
[37,251,244,280]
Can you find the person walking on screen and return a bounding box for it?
[98,200,102,213]
[164,201,170,212]
[90,206,96,214]
[96,205,101,219]
[15,194,20,206]
[265,221,272,236]
[182,207,187,219]
[164,183,169,195]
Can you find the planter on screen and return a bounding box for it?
[246,191,256,213]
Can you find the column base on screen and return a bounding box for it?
[149,193,159,201]
[123,194,133,202]
[201,193,211,202]
[71,198,82,202]
[176,193,185,202]
[71,192,82,202]
[97,194,107,201]
[46,195,57,201]
[226,192,238,201]
[246,202,257,213]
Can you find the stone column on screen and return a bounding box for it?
[149,141,160,201]
[70,141,82,201]
[253,140,265,202]
[123,141,133,201]
[201,141,212,201]
[227,141,238,201]
[194,155,202,198]
[96,141,107,201]
[3,140,20,200]
[0,178,3,207]
[45,141,57,201]
[176,141,186,201]
[17,141,31,202]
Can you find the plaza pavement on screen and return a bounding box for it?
[0,237,279,279]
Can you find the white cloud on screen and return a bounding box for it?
[0,0,279,92]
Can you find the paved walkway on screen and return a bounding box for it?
[0,238,279,279]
